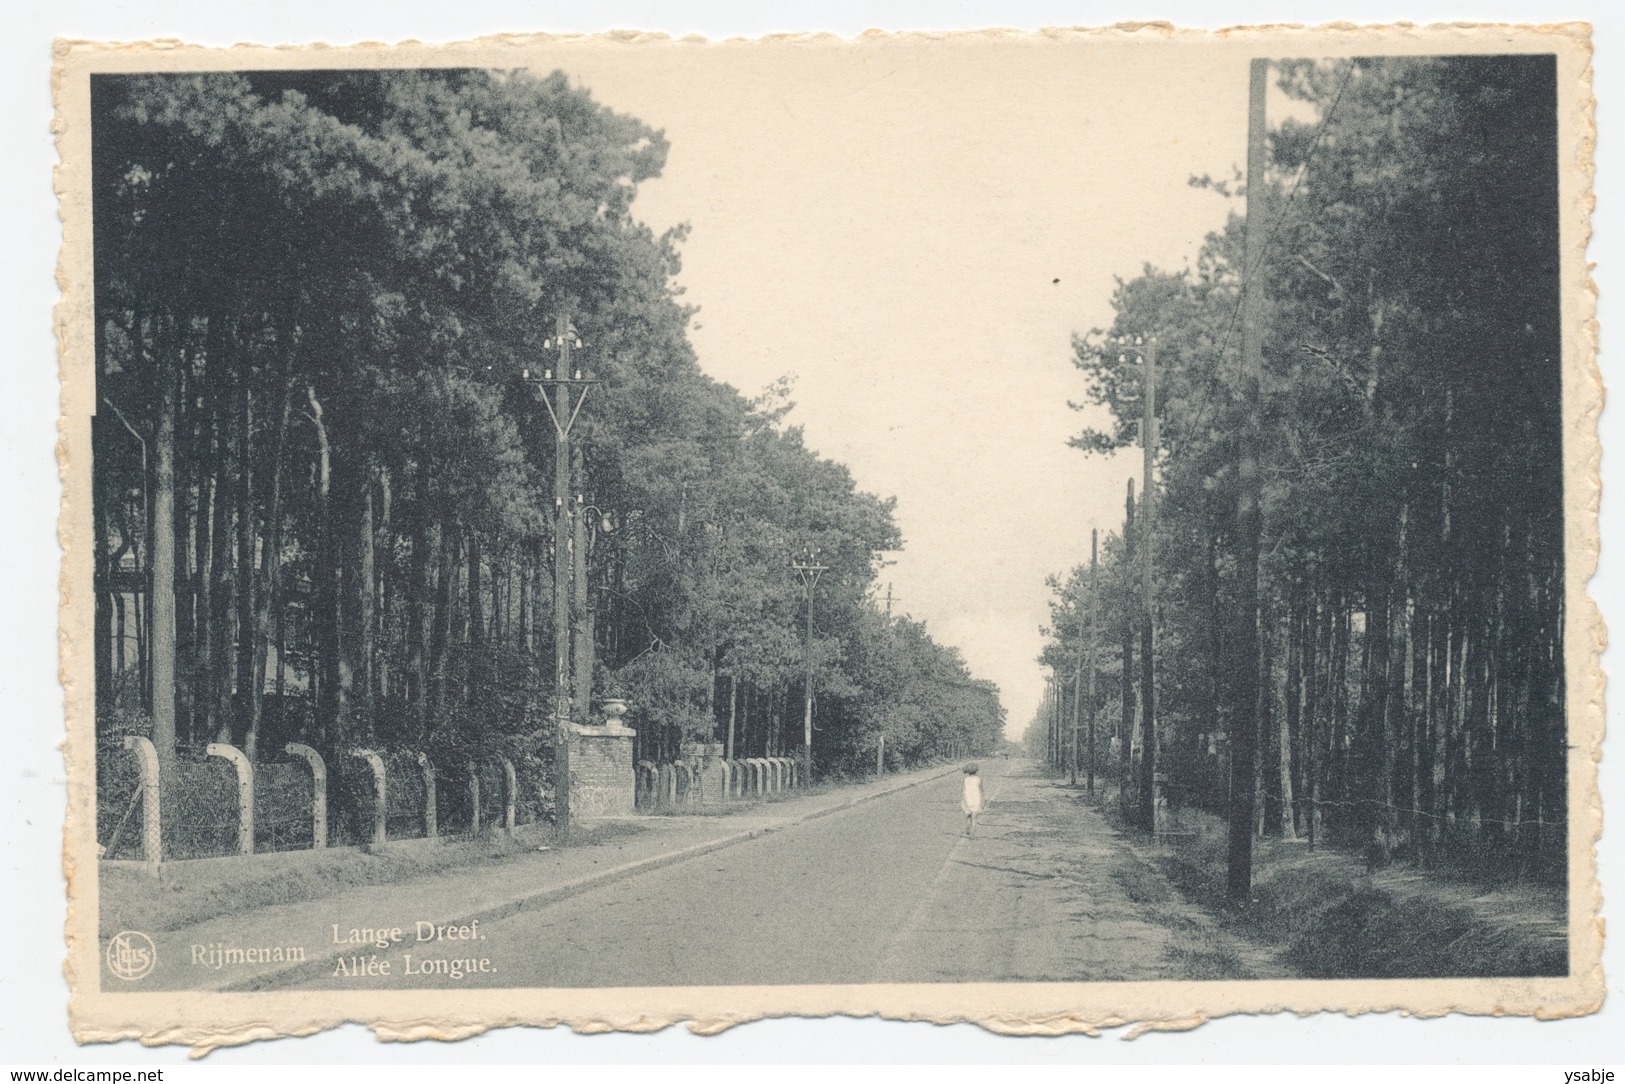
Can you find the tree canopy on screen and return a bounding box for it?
[1037,56,1565,883]
[91,68,1004,807]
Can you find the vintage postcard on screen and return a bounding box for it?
[55,24,1601,1051]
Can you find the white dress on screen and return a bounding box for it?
[960,775,984,815]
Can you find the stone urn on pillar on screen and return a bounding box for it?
[600,697,629,723]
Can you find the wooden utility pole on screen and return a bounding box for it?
[1069,649,1081,786]
[551,317,576,841]
[1228,59,1270,902]
[1139,338,1159,834]
[527,310,591,843]
[1086,527,1099,798]
[792,549,827,776]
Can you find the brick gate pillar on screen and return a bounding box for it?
[568,698,636,819]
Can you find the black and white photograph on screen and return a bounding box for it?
[51,24,1600,1047]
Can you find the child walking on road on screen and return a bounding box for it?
[961,763,984,837]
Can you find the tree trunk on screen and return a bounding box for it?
[1121,480,1137,824]
[1365,554,1397,867]
[1280,587,1300,840]
[407,516,430,739]
[572,463,592,722]
[248,370,294,761]
[1257,613,1273,838]
[92,415,114,712]
[1306,594,1325,848]
[209,451,237,743]
[150,356,178,763]
[1330,600,1351,839]
[428,522,456,733]
[353,460,376,739]
[726,673,738,760]
[306,385,339,750]
[234,374,257,756]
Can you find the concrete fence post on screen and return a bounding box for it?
[499,757,518,832]
[746,758,767,797]
[284,742,327,849]
[121,735,162,868]
[673,762,692,806]
[786,757,799,789]
[349,749,388,846]
[205,742,255,856]
[718,759,734,801]
[635,761,658,808]
[416,752,437,839]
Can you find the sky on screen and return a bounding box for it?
[548,35,1255,734]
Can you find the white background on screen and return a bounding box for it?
[3,0,1620,1066]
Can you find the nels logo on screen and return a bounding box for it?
[106,930,156,981]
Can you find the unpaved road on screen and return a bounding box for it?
[277,758,1287,988]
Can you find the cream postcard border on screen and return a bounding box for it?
[52,23,1602,1050]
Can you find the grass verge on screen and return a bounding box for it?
[1105,790,1566,979]
[100,819,646,937]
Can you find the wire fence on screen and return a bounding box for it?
[96,740,549,862]
[384,752,429,841]
[328,756,380,849]
[96,741,143,860]
[165,756,238,860]
[254,760,316,852]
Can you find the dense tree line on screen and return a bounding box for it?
[1037,56,1565,884]
[91,69,1002,805]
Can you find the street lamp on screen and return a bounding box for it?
[790,546,827,776]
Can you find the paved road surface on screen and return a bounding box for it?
[280,758,1284,988]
